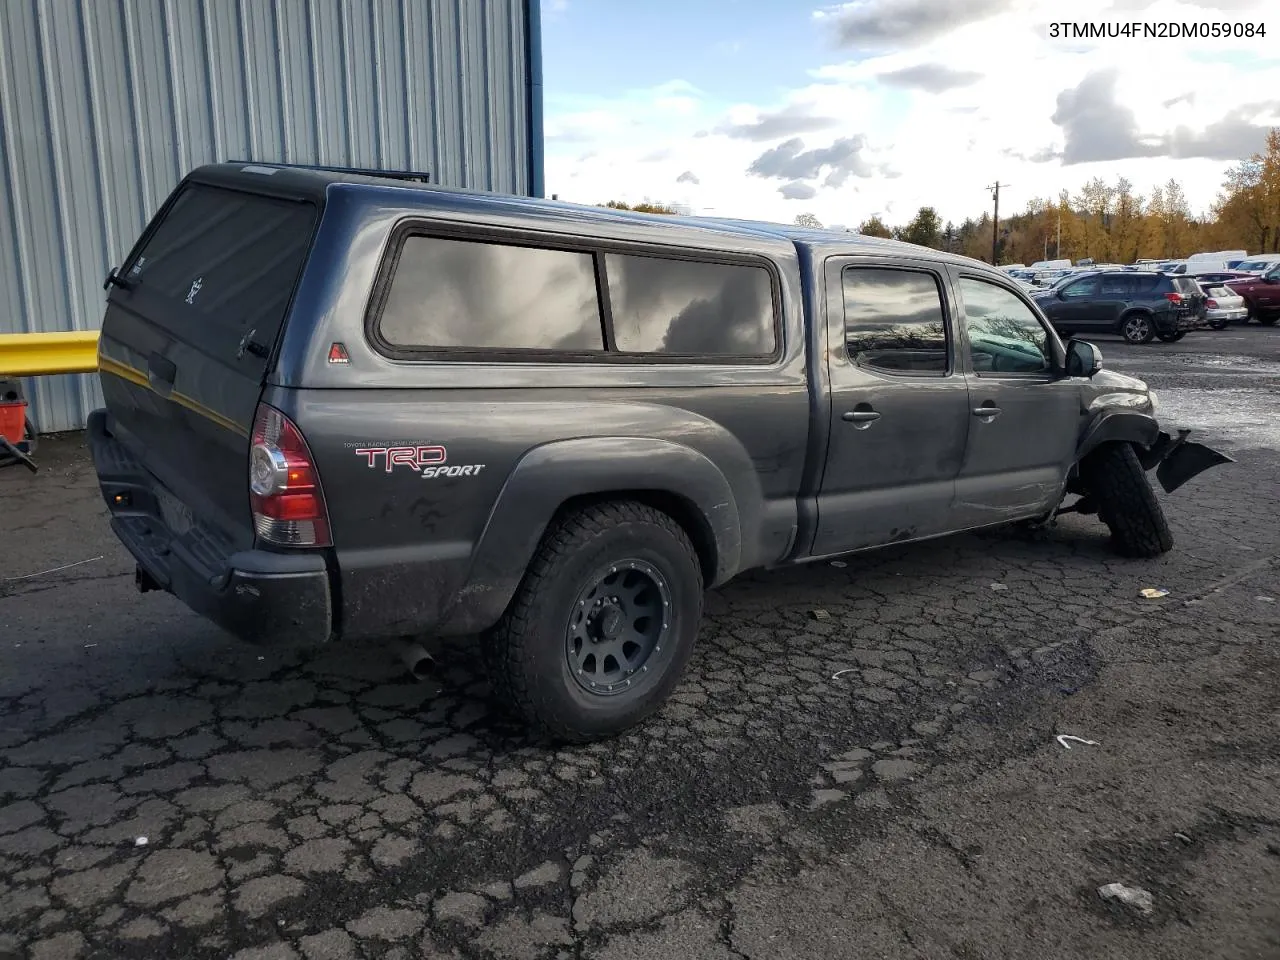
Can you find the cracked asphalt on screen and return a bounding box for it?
[2,326,1278,960]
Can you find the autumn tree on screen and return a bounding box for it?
[1211,129,1280,253]
[1110,178,1144,264]
[857,215,893,238]
[1074,178,1115,260]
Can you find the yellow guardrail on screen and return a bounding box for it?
[0,331,100,376]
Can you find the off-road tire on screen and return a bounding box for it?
[482,501,704,743]
[1082,442,1173,558]
[1120,313,1155,344]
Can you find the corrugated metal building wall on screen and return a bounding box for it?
[0,0,541,433]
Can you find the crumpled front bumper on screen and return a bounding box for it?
[1138,429,1235,493]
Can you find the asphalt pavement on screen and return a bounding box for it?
[2,326,1278,960]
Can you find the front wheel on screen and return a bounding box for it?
[1121,313,1155,344]
[1081,442,1173,558]
[482,501,704,743]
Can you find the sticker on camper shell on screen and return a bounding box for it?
[351,444,486,479]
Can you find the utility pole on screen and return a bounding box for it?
[987,182,1009,265]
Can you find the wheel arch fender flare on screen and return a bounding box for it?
[437,437,742,634]
[1118,307,1155,322]
[1075,409,1161,464]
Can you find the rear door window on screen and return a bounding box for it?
[1099,275,1129,296]
[842,267,951,375]
[123,183,318,368]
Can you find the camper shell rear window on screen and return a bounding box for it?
[121,182,319,366]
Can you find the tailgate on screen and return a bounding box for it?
[96,180,319,557]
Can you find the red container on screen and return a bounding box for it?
[0,400,27,444]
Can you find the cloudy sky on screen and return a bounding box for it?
[540,0,1279,227]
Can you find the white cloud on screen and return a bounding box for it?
[544,0,1277,226]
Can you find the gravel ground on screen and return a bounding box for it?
[1,326,1278,960]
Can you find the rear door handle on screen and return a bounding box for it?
[843,410,881,424]
[972,405,1002,419]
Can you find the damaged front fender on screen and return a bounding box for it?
[1141,429,1235,494]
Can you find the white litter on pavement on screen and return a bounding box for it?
[1098,882,1154,915]
[135,837,148,847]
[990,582,1008,591]
[3,556,104,582]
[1056,735,1100,750]
[830,669,858,680]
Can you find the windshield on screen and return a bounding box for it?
[1237,259,1275,272]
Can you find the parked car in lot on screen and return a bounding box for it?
[1031,270,1207,343]
[1226,264,1280,324]
[86,163,1233,740]
[1202,285,1249,329]
[1190,271,1252,288]
[1232,254,1280,275]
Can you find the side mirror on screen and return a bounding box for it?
[1066,338,1103,378]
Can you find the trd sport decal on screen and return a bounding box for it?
[352,444,486,479]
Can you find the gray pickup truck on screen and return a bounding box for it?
[88,164,1230,741]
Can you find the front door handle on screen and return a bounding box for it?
[972,404,1002,419]
[843,410,881,424]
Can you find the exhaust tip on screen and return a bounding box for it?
[394,639,436,681]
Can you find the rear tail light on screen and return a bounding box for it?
[249,403,331,547]
[1206,299,1218,308]
[1164,292,1183,304]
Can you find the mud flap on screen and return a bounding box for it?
[1140,429,1234,494]
[1155,440,1234,494]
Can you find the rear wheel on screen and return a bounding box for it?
[1208,317,1229,330]
[1155,330,1186,342]
[1120,313,1155,344]
[1082,442,1173,558]
[482,500,704,743]
[1259,315,1278,327]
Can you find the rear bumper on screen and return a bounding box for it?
[1205,307,1248,322]
[88,409,333,648]
[125,525,334,647]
